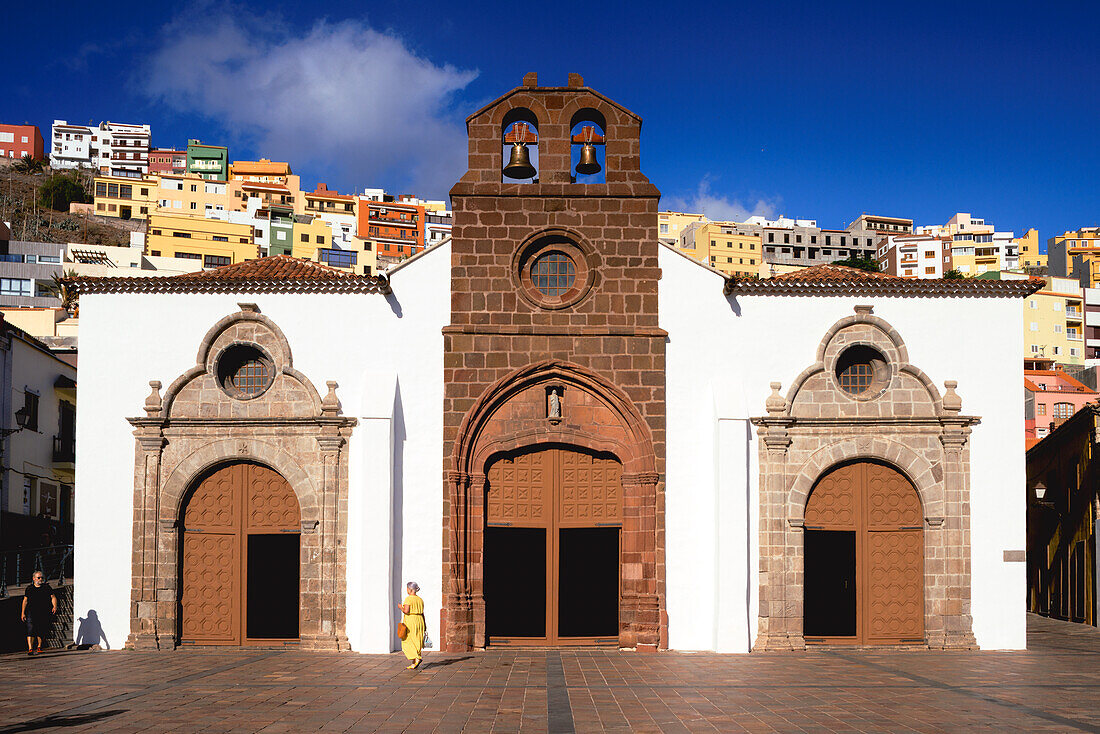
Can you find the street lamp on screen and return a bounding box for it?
[1,406,31,439]
[1033,481,1047,501]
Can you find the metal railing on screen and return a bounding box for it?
[53,435,75,463]
[0,544,73,598]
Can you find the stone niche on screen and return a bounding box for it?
[751,306,979,650]
[126,304,355,651]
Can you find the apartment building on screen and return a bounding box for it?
[50,121,97,170]
[255,205,296,256]
[1085,288,1100,363]
[946,230,1018,275]
[658,211,707,246]
[848,213,913,236]
[676,221,760,277]
[0,124,44,161]
[187,139,229,181]
[0,241,64,307]
[148,148,187,176]
[229,158,293,185]
[755,215,884,268]
[916,213,994,237]
[92,174,157,220]
[357,194,424,261]
[1024,276,1086,365]
[1017,229,1046,272]
[1048,227,1100,286]
[1025,368,1097,443]
[425,210,453,248]
[877,233,949,278]
[156,174,231,217]
[65,242,204,277]
[145,212,256,268]
[304,183,357,248]
[95,121,151,178]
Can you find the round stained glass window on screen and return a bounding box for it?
[531,251,576,297]
[216,343,274,399]
[838,362,873,395]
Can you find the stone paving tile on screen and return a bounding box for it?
[0,614,1099,732]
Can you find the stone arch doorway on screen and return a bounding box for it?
[179,461,301,645]
[483,444,622,646]
[803,461,924,645]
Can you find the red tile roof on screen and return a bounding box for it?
[68,255,388,295]
[725,264,1045,297]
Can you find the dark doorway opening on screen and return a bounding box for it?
[485,527,546,639]
[246,534,299,639]
[804,530,856,638]
[558,527,619,638]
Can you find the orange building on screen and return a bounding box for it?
[357,197,424,259]
[0,124,44,161]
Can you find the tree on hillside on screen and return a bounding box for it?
[13,155,45,174]
[831,255,882,272]
[38,173,90,212]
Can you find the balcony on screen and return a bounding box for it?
[52,435,75,465]
[1066,308,1083,320]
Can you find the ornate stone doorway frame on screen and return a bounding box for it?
[125,306,356,650]
[443,360,663,651]
[751,307,980,650]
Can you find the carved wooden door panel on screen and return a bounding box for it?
[486,446,622,645]
[805,462,924,645]
[181,464,243,644]
[180,463,300,645]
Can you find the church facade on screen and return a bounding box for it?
[73,75,1037,653]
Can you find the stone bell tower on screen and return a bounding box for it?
[442,73,667,651]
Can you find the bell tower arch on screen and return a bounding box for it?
[443,74,667,651]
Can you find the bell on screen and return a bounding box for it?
[503,142,536,179]
[576,142,601,175]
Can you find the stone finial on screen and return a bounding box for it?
[854,304,874,315]
[144,381,162,416]
[321,381,340,416]
[568,72,585,88]
[523,72,538,87]
[766,382,787,415]
[942,380,962,413]
[237,303,260,313]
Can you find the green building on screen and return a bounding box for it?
[266,205,296,256]
[186,139,229,182]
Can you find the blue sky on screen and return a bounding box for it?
[5,1,1099,245]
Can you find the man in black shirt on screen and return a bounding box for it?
[21,572,57,655]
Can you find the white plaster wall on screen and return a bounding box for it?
[659,246,1026,651]
[75,242,449,651]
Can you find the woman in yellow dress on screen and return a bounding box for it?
[398,581,426,669]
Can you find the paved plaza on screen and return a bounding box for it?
[0,614,1098,733]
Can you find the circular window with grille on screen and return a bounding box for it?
[834,345,889,399]
[514,232,594,310]
[216,343,275,400]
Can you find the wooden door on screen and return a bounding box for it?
[485,446,622,645]
[805,462,924,645]
[180,463,300,645]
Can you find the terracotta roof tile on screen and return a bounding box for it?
[725,264,1045,298]
[67,255,389,295]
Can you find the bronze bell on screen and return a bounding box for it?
[503,142,536,179]
[576,142,601,175]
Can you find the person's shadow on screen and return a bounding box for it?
[75,610,109,650]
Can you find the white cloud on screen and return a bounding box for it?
[664,176,779,222]
[142,12,477,196]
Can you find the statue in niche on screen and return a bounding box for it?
[548,387,562,422]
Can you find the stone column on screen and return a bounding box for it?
[127,381,167,650]
[939,421,977,649]
[621,471,661,650]
[443,470,473,651]
[305,432,347,651]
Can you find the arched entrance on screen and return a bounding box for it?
[484,445,622,646]
[803,461,924,645]
[179,462,301,645]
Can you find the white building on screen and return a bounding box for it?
[70,77,1035,656]
[95,122,151,179]
[50,121,97,170]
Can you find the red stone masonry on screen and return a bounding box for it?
[442,73,667,651]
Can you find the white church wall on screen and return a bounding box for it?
[659,246,1026,651]
[75,243,450,651]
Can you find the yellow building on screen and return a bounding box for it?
[1016,228,1046,271]
[1024,276,1085,365]
[658,211,707,244]
[155,174,232,217]
[291,216,333,259]
[146,212,256,268]
[676,221,761,277]
[289,216,379,276]
[93,174,157,220]
[1048,227,1100,286]
[228,158,293,184]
